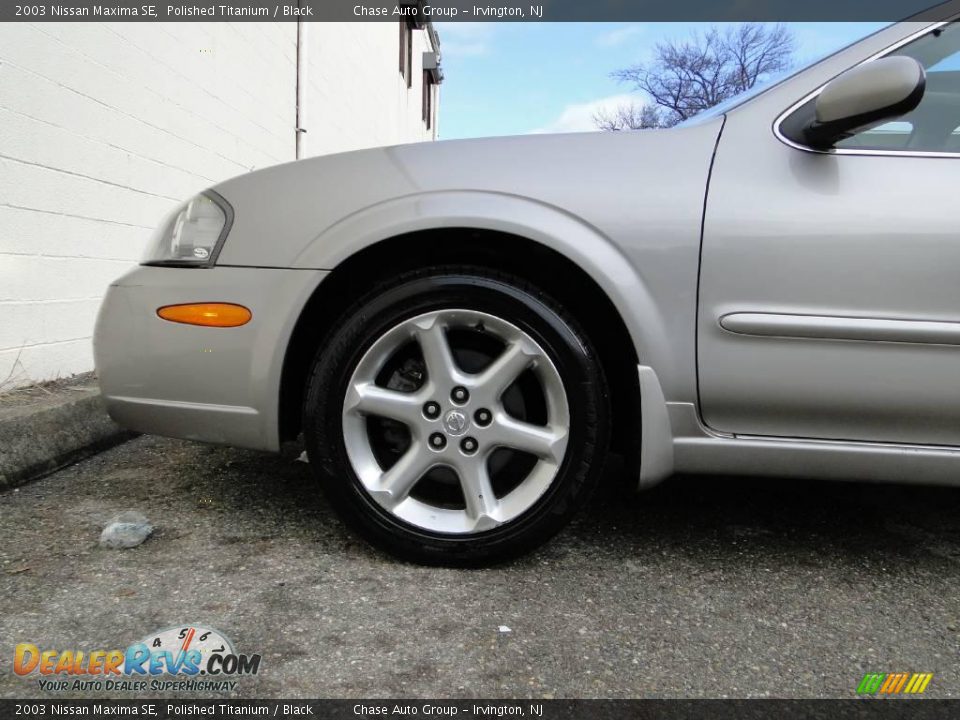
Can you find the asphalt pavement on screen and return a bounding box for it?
[2,435,959,699]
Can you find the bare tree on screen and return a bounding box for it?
[593,101,664,131]
[597,23,796,130]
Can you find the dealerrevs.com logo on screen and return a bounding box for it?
[14,625,261,693]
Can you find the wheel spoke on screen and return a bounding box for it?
[343,307,572,536]
[457,460,499,527]
[344,382,424,424]
[475,341,535,398]
[490,415,567,463]
[370,446,433,508]
[413,320,458,385]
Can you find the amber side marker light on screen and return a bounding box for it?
[157,303,252,328]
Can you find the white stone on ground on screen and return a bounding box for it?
[99,511,153,549]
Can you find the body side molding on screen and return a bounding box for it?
[720,312,960,346]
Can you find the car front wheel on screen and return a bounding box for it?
[303,266,610,565]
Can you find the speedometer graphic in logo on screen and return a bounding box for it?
[136,625,235,673]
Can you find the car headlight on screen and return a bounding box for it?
[141,191,233,267]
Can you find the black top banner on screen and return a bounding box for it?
[1,0,959,22]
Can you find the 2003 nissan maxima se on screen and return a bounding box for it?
[95,12,960,564]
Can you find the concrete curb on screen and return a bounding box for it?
[0,376,136,490]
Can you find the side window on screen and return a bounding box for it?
[422,70,434,129]
[398,20,414,89]
[838,22,960,153]
[839,120,915,150]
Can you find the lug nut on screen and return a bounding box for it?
[460,437,478,455]
[423,401,441,419]
[429,433,447,450]
[451,386,469,404]
[474,408,492,426]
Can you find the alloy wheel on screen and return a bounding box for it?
[341,309,570,535]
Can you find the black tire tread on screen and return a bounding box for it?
[302,264,610,566]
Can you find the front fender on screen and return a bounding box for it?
[292,190,674,398]
[212,122,722,414]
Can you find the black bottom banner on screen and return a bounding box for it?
[3,699,960,720]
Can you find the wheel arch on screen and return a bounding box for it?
[279,193,671,481]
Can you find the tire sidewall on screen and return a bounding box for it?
[304,270,608,564]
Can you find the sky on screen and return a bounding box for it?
[435,22,887,138]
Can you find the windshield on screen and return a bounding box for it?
[678,23,892,126]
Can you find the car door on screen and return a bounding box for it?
[698,21,960,446]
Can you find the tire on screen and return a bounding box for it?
[302,266,610,565]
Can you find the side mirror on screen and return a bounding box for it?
[802,56,926,149]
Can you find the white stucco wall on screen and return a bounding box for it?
[0,21,440,389]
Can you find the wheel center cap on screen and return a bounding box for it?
[442,410,469,436]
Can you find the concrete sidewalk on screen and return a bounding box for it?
[0,372,134,489]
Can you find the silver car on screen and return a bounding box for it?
[95,11,960,564]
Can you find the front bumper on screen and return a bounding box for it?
[94,265,328,451]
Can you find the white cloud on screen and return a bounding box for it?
[434,21,498,58]
[595,24,645,48]
[531,93,640,134]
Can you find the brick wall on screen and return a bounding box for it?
[0,21,439,389]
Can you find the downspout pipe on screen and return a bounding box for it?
[295,11,308,159]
